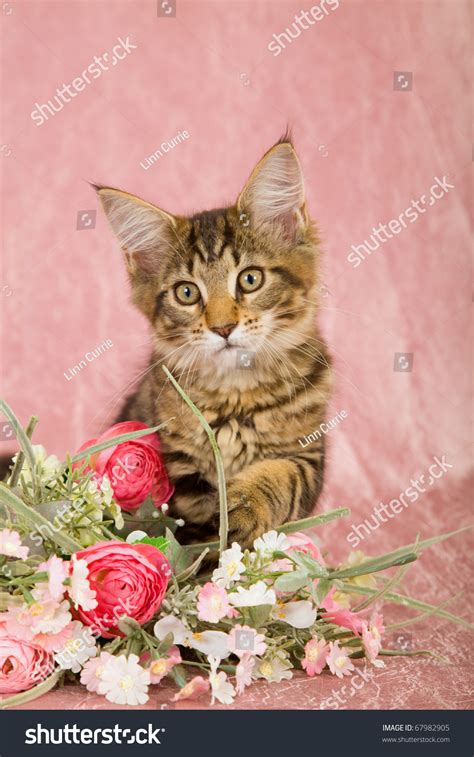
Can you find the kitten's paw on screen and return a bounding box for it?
[226,485,272,549]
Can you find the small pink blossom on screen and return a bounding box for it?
[0,529,29,560]
[235,653,255,695]
[80,651,115,693]
[326,641,355,678]
[287,532,325,564]
[320,588,365,635]
[228,625,267,658]
[32,622,75,653]
[143,645,182,684]
[197,582,230,623]
[362,612,385,664]
[301,637,329,677]
[36,555,69,602]
[173,675,210,702]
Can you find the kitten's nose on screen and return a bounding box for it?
[211,323,237,340]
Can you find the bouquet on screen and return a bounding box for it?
[0,367,470,708]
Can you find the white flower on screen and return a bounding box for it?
[229,581,276,608]
[54,621,97,673]
[154,615,188,645]
[69,556,97,611]
[185,631,229,659]
[126,531,148,544]
[271,600,317,629]
[154,616,230,659]
[253,530,290,558]
[208,655,235,705]
[255,655,293,683]
[98,653,150,706]
[13,444,61,485]
[212,542,246,588]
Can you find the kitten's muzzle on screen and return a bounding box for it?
[210,323,237,340]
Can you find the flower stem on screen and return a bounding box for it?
[162,365,228,555]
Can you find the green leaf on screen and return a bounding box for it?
[291,550,328,578]
[248,604,272,627]
[314,578,332,605]
[156,632,175,656]
[117,616,142,635]
[328,551,418,579]
[165,528,192,574]
[170,664,187,689]
[176,548,210,582]
[0,484,82,553]
[274,568,310,593]
[277,507,350,534]
[136,536,170,553]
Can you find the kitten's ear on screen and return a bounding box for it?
[237,140,307,241]
[95,186,176,274]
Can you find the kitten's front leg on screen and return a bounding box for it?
[226,453,324,548]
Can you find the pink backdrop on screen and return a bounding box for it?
[1,0,471,570]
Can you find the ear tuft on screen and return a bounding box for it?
[237,141,306,240]
[95,187,176,273]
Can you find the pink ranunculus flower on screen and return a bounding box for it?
[74,541,171,638]
[0,637,53,694]
[75,421,174,512]
[286,532,325,565]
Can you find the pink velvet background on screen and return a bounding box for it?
[1,0,472,709]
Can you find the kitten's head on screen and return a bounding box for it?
[96,137,321,382]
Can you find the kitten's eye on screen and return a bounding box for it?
[238,267,264,293]
[174,282,201,305]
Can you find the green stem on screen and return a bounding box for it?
[0,669,62,710]
[162,365,228,555]
[339,582,473,629]
[8,416,38,488]
[0,400,38,490]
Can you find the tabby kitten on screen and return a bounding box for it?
[96,136,332,547]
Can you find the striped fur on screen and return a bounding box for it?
[97,138,332,547]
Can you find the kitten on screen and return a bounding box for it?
[96,135,332,547]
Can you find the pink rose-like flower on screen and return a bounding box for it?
[0,637,53,694]
[74,541,171,638]
[76,421,174,512]
[286,532,325,565]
